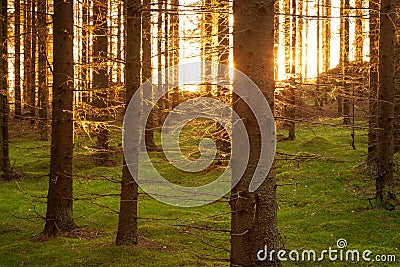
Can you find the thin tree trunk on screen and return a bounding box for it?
[341,0,351,124]
[355,0,363,62]
[23,0,32,114]
[368,0,379,164]
[376,0,397,208]
[37,0,48,140]
[287,0,296,140]
[43,0,76,235]
[116,0,141,246]
[14,0,22,117]
[29,0,36,122]
[394,3,400,153]
[230,0,281,266]
[142,0,157,151]
[0,0,11,180]
[92,0,109,166]
[171,0,179,109]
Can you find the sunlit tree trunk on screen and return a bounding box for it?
[202,0,213,96]
[116,0,141,246]
[368,0,379,164]
[355,0,363,62]
[324,0,331,71]
[29,0,36,122]
[171,0,180,109]
[376,0,397,209]
[14,0,22,117]
[43,0,76,235]
[230,0,281,266]
[38,0,48,141]
[0,0,11,180]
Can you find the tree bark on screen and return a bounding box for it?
[43,0,76,235]
[142,0,157,151]
[0,0,11,180]
[29,0,37,122]
[14,0,22,117]
[376,0,397,209]
[230,0,281,266]
[38,0,48,141]
[23,0,32,113]
[92,0,110,166]
[368,0,379,164]
[116,0,141,246]
[341,0,351,124]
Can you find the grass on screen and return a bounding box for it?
[0,118,399,266]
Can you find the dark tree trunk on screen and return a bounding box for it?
[43,0,76,235]
[23,0,32,113]
[202,0,212,96]
[395,3,400,153]
[287,0,296,140]
[92,0,109,166]
[37,0,48,141]
[355,0,363,62]
[142,0,157,151]
[0,0,11,180]
[368,0,379,164]
[230,0,281,266]
[376,0,397,208]
[341,0,351,124]
[14,0,22,117]
[116,0,141,246]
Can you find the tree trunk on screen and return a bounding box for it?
[394,3,400,153]
[29,0,37,123]
[14,0,22,117]
[116,0,141,246]
[171,0,179,109]
[230,0,281,266]
[355,0,363,62]
[43,0,76,235]
[38,0,48,141]
[0,0,11,180]
[376,0,397,209]
[287,0,296,140]
[341,0,351,124]
[368,0,379,164]
[23,0,32,114]
[92,0,110,166]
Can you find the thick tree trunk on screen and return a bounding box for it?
[376,0,397,209]
[92,0,110,166]
[116,0,141,246]
[38,0,48,141]
[0,0,11,180]
[43,0,76,235]
[230,0,281,266]
[14,0,22,117]
[368,0,379,164]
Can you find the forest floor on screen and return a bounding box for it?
[0,117,399,266]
